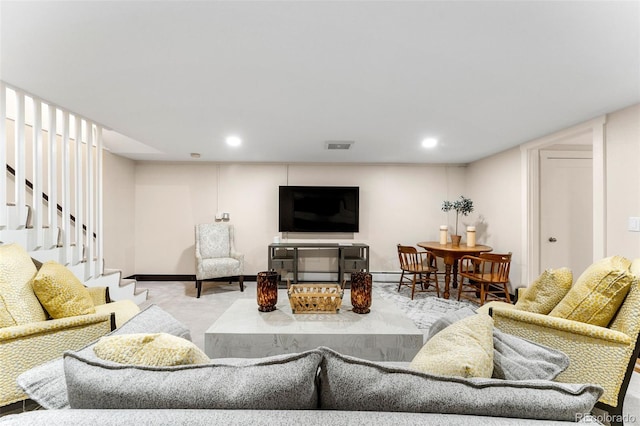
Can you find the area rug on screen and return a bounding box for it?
[375,282,478,333]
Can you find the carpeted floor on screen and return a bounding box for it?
[137,279,478,351]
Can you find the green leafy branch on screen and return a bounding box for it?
[441,196,474,235]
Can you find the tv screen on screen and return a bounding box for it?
[279,186,359,233]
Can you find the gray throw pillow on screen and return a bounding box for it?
[64,348,322,409]
[426,307,569,380]
[17,304,192,409]
[317,347,602,421]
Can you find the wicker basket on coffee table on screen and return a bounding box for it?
[287,282,344,314]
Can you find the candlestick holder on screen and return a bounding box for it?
[439,225,448,245]
[466,226,476,247]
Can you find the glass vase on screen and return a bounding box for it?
[350,271,372,314]
[257,270,278,312]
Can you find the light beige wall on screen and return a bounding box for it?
[217,164,287,274]
[466,147,523,287]
[133,163,219,274]
[103,151,136,277]
[102,104,639,279]
[129,162,466,275]
[605,103,640,258]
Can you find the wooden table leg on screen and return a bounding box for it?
[452,260,459,289]
[443,263,452,299]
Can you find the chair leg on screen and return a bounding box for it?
[425,272,433,291]
[503,283,511,303]
[239,275,245,292]
[398,271,405,292]
[196,280,202,298]
[411,274,417,300]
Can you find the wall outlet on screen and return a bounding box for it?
[629,217,640,232]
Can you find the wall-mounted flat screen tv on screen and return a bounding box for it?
[279,186,359,233]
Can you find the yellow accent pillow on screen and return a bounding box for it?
[32,261,95,319]
[0,243,46,327]
[515,268,573,314]
[93,333,210,366]
[409,313,494,378]
[549,256,633,327]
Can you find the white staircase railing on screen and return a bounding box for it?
[0,81,146,303]
[1,82,101,267]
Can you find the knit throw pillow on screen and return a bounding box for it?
[0,243,46,326]
[94,333,210,366]
[515,268,573,314]
[32,261,95,318]
[549,256,633,326]
[410,313,494,378]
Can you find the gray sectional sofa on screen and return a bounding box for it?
[0,409,602,425]
[0,305,603,425]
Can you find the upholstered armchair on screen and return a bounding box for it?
[0,243,140,407]
[195,223,245,298]
[487,257,640,424]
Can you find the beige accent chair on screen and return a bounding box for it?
[195,223,244,298]
[486,258,640,425]
[0,243,140,407]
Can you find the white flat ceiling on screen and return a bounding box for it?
[1,1,638,163]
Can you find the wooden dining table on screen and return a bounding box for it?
[417,241,493,299]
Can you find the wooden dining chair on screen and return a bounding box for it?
[397,244,440,300]
[458,252,512,306]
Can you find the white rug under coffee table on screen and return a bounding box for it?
[205,290,423,361]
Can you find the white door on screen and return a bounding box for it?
[539,150,593,275]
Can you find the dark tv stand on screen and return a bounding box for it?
[267,243,369,284]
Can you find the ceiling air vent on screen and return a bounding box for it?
[325,141,355,150]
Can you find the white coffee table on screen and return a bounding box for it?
[204,290,423,361]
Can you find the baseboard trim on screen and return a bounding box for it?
[125,274,194,281]
[126,274,259,282]
[127,273,396,283]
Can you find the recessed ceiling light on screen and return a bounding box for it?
[422,138,438,148]
[226,135,242,147]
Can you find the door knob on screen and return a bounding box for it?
[548,237,557,242]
